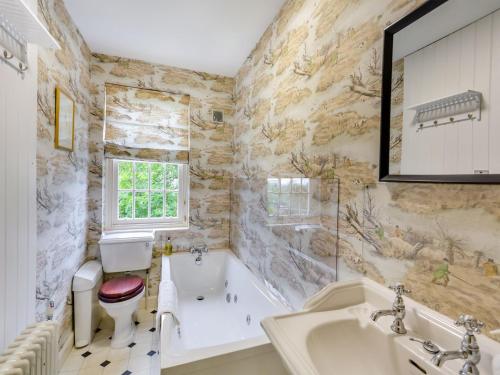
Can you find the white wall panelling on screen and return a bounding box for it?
[401,9,500,175]
[0,41,37,352]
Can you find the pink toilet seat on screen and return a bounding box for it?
[98,275,144,303]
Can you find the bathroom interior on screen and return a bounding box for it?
[1,0,500,374]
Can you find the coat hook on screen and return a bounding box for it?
[3,50,13,60]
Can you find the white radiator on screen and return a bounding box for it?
[0,322,58,375]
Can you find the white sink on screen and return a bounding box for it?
[261,278,500,375]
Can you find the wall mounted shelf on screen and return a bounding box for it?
[0,0,59,48]
[408,90,482,131]
[0,0,59,76]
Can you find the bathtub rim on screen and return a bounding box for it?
[159,248,289,369]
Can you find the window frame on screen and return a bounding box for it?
[105,158,189,231]
[267,177,311,218]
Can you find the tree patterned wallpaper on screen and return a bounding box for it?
[35,0,500,351]
[88,54,235,300]
[232,0,500,339]
[36,0,235,350]
[37,0,92,349]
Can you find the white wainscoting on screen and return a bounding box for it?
[401,9,500,175]
[0,42,37,352]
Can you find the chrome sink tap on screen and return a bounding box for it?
[370,283,410,334]
[432,315,484,375]
[190,244,208,265]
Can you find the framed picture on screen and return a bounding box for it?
[55,87,75,151]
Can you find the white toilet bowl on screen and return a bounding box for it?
[99,287,144,348]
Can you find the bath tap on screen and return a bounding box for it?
[370,283,410,334]
[431,315,484,375]
[190,245,208,265]
[190,245,208,255]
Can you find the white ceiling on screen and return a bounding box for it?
[64,0,285,77]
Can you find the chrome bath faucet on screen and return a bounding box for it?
[190,244,208,265]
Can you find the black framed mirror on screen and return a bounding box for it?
[380,0,500,183]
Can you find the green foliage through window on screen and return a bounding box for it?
[151,192,163,218]
[118,162,133,189]
[117,160,181,220]
[118,191,133,219]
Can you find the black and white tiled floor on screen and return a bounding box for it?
[60,309,160,375]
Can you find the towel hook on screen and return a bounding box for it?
[3,50,13,60]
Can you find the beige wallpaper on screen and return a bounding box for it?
[36,0,235,349]
[36,0,92,349]
[35,0,500,350]
[88,54,235,296]
[232,0,500,339]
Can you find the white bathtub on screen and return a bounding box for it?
[159,249,289,374]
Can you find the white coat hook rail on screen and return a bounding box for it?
[0,12,29,77]
[0,0,60,77]
[0,47,29,77]
[408,90,482,132]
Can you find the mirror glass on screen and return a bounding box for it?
[389,0,500,176]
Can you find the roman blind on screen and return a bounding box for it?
[104,83,190,163]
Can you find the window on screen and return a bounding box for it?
[105,159,188,230]
[267,177,310,217]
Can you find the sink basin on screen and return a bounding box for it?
[261,278,500,375]
[307,318,398,374]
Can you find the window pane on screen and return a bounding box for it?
[292,178,302,193]
[118,192,133,219]
[267,178,279,193]
[167,178,179,191]
[267,193,279,216]
[302,178,310,193]
[135,163,149,190]
[300,195,309,215]
[166,192,178,217]
[135,192,149,218]
[166,164,179,190]
[151,163,165,190]
[290,195,301,215]
[279,193,290,216]
[166,164,178,179]
[118,161,133,189]
[151,192,164,218]
[280,178,291,193]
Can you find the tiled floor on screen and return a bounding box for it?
[59,309,160,375]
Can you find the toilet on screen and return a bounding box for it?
[98,231,154,348]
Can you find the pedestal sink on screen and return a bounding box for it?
[261,278,500,375]
[307,316,398,374]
